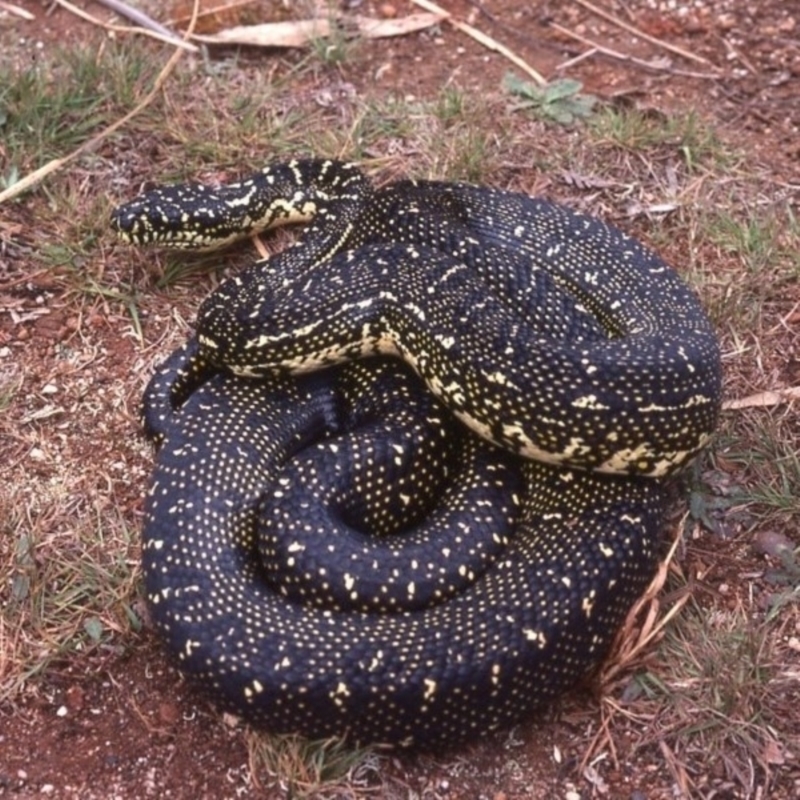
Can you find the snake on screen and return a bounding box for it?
[112,159,722,748]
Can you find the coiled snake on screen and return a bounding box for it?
[113,159,721,748]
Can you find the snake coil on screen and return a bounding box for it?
[113,159,721,747]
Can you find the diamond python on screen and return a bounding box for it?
[113,159,722,748]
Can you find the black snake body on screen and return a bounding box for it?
[113,159,721,747]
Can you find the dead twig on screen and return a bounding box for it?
[659,738,694,797]
[93,0,191,47]
[167,0,260,26]
[718,34,759,76]
[411,0,547,86]
[551,22,721,80]
[573,0,713,67]
[54,0,197,51]
[601,525,690,688]
[0,1,201,205]
[724,386,800,410]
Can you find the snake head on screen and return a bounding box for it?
[110,183,257,251]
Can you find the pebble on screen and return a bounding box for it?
[158,702,180,725]
[717,13,736,30]
[753,530,793,558]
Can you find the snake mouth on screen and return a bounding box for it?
[109,206,147,244]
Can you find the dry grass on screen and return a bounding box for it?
[1,23,799,799]
[245,731,387,798]
[580,511,800,794]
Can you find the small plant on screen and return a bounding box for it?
[435,85,466,124]
[1,165,20,190]
[504,73,597,125]
[306,4,358,69]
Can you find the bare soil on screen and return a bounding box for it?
[1,0,798,798]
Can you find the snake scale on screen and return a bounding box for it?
[112,159,722,748]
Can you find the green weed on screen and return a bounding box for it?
[590,107,729,170]
[637,606,787,788]
[305,2,359,69]
[505,73,597,125]
[0,41,153,179]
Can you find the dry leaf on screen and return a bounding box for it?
[193,12,444,47]
[761,738,785,766]
[0,1,35,19]
[723,386,800,410]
